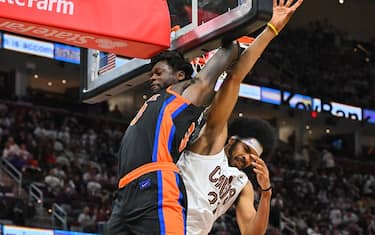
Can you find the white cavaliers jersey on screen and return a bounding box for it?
[177,149,248,235]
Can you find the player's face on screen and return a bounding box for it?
[228,141,259,169]
[150,61,182,93]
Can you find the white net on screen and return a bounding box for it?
[190,36,254,77]
[190,49,218,77]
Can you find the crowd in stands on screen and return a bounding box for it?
[1,99,375,234]
[0,170,27,226]
[0,100,125,232]
[249,21,375,109]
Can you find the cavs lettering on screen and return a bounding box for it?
[208,166,236,212]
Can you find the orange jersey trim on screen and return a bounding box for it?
[118,162,179,189]
[156,95,188,162]
[167,86,191,105]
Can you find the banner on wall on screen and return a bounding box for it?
[214,82,371,123]
[363,109,375,124]
[3,33,54,58]
[239,84,261,100]
[3,225,53,235]
[215,78,261,101]
[283,91,312,110]
[312,98,363,121]
[261,87,281,105]
[54,230,100,235]
[1,32,81,64]
[0,0,171,58]
[54,43,80,64]
[1,225,102,235]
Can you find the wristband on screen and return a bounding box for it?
[267,22,279,36]
[261,186,272,192]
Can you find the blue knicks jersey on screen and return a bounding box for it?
[118,87,204,177]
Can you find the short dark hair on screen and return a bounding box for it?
[151,51,193,81]
[228,117,277,159]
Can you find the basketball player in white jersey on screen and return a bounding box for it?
[176,0,303,234]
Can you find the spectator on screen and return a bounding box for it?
[77,206,96,232]
[270,193,283,229]
[322,148,335,169]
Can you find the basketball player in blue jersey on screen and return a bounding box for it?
[106,39,241,233]
[176,0,303,234]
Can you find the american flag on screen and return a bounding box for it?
[98,52,116,75]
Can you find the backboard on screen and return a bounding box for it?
[81,0,273,104]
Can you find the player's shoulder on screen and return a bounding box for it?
[180,148,226,160]
[169,80,191,95]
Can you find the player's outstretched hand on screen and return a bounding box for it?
[269,0,303,34]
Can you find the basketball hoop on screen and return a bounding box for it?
[237,36,255,49]
[190,36,254,77]
[190,49,218,76]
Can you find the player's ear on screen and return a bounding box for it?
[176,70,186,81]
[227,136,236,145]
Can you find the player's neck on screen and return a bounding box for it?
[224,145,230,158]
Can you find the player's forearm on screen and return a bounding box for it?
[231,26,276,83]
[204,77,240,134]
[244,190,272,235]
[199,41,240,87]
[185,42,240,106]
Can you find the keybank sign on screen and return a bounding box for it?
[215,79,374,124]
[282,91,363,121]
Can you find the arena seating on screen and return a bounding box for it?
[249,21,375,109]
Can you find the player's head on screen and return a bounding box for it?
[225,117,277,169]
[150,51,193,93]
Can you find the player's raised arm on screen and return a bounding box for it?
[230,0,303,82]
[189,0,303,156]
